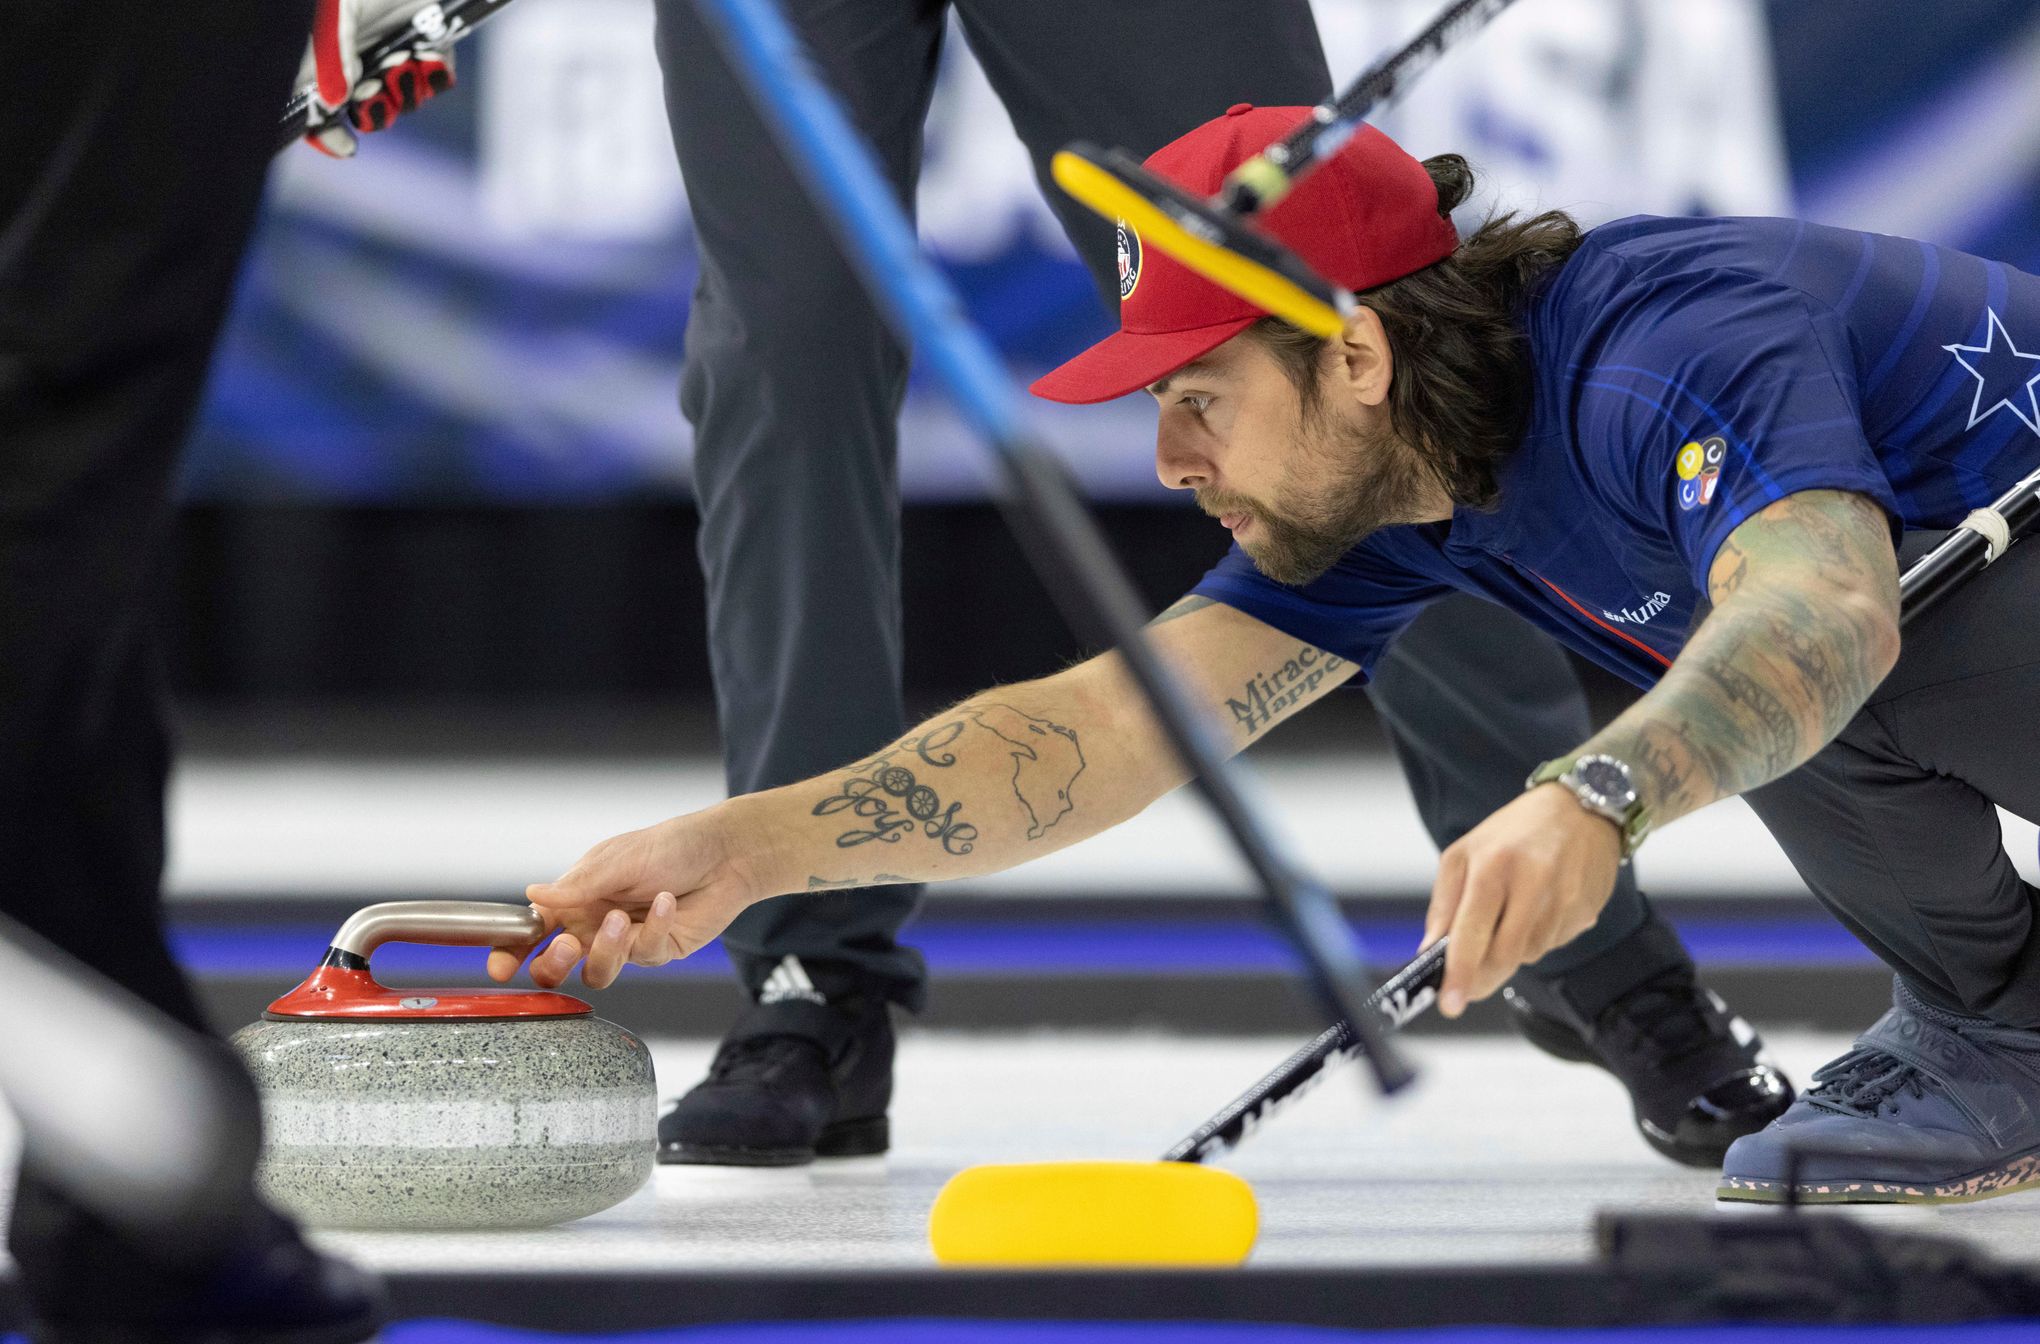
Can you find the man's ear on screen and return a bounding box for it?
[1335,307,1393,408]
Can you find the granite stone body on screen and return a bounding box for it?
[233,1015,656,1229]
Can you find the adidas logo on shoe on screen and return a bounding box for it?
[759,955,827,1006]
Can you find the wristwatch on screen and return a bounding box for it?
[1526,753,1651,859]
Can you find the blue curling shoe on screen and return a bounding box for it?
[1719,978,2040,1204]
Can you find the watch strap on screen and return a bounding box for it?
[1527,754,1651,858]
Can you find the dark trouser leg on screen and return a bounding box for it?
[953,0,1331,301]
[1368,597,1649,979]
[0,0,311,1306]
[654,0,945,1008]
[1744,532,2040,1028]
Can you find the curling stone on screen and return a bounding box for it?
[232,901,655,1230]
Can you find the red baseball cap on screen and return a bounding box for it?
[1031,104,1459,405]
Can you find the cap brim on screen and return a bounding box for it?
[1029,316,1260,405]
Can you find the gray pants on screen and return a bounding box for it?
[655,0,1649,1007]
[1747,532,2040,1028]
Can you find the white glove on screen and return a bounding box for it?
[298,0,458,158]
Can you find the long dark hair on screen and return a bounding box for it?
[1249,155,1583,509]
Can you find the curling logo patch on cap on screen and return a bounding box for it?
[1116,219,1142,301]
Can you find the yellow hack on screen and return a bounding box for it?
[928,1161,1258,1266]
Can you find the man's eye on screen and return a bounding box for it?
[1180,394,1211,414]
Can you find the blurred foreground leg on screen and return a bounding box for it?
[0,2,378,1338]
[0,916,385,1344]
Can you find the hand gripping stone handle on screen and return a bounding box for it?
[325,899,547,969]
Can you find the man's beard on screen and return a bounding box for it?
[1200,409,1439,587]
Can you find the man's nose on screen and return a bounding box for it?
[1155,424,1211,491]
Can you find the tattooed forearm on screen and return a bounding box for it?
[810,704,1086,853]
[1697,630,1804,777]
[813,719,979,853]
[963,704,1086,840]
[1577,490,1899,825]
[1226,646,1348,738]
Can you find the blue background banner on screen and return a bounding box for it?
[186,0,2040,505]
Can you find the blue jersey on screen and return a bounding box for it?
[1192,217,2040,689]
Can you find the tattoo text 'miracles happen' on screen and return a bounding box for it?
[1228,647,1346,736]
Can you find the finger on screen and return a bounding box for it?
[528,844,629,910]
[354,95,394,132]
[527,874,601,909]
[1479,881,1543,1004]
[630,893,680,967]
[527,933,583,990]
[483,904,561,983]
[307,121,358,158]
[1441,861,1506,1018]
[311,0,358,106]
[1423,846,1468,951]
[582,911,633,991]
[485,947,523,983]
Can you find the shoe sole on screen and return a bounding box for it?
[1718,1148,2040,1205]
[659,1115,889,1167]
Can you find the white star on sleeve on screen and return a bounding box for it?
[1944,308,2040,436]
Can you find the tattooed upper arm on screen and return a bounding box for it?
[1707,489,1898,610]
[1578,489,1901,827]
[1142,594,1360,747]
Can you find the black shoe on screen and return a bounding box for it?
[659,980,894,1167]
[1504,911,1794,1169]
[18,1204,385,1344]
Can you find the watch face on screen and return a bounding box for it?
[1575,758,1636,809]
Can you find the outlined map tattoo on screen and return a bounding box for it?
[964,704,1086,840]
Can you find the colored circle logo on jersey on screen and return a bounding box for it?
[1702,436,1726,467]
[1115,219,1142,301]
[1676,443,1704,480]
[1678,478,1701,511]
[1698,467,1721,506]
